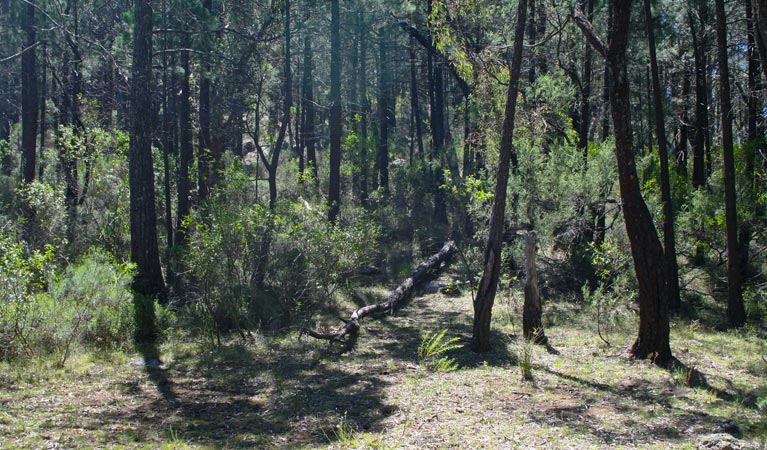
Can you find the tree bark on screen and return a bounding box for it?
[302,35,317,188]
[472,0,527,353]
[689,9,708,188]
[130,0,166,312]
[376,28,390,192]
[327,0,342,222]
[523,232,546,343]
[21,0,38,184]
[575,0,672,365]
[753,0,767,84]
[644,0,681,310]
[307,241,456,343]
[715,0,746,327]
[409,35,425,163]
[175,49,193,247]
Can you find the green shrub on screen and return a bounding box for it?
[48,251,135,351]
[183,160,380,343]
[0,228,55,360]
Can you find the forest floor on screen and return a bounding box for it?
[1,269,767,449]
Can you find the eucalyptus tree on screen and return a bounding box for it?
[575,0,672,364]
[644,0,681,310]
[129,0,166,318]
[327,0,341,222]
[21,0,37,184]
[472,0,528,353]
[715,0,746,327]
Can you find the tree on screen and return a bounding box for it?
[575,0,672,364]
[644,0,681,310]
[327,0,342,222]
[472,0,528,353]
[21,0,37,184]
[129,0,166,330]
[714,0,746,327]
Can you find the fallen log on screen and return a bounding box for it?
[305,240,458,342]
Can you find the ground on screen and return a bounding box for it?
[1,275,766,449]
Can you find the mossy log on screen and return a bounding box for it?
[305,241,457,342]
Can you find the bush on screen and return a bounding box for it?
[183,160,380,343]
[48,251,135,351]
[0,239,134,363]
[0,227,55,360]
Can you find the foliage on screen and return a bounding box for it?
[183,160,380,344]
[15,181,67,249]
[0,227,55,360]
[47,251,135,353]
[417,328,463,372]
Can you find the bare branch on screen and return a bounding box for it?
[0,42,40,64]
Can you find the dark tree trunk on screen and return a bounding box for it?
[175,50,193,247]
[358,13,369,202]
[21,0,38,184]
[689,10,708,188]
[578,0,594,167]
[644,0,681,310]
[527,0,537,84]
[161,52,174,251]
[129,0,166,318]
[676,67,690,175]
[409,35,425,163]
[715,0,746,327]
[302,35,317,188]
[328,0,342,222]
[197,0,213,201]
[575,0,672,365]
[38,42,46,180]
[472,0,527,353]
[600,2,612,142]
[754,0,767,83]
[377,28,389,192]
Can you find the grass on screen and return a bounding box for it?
[1,274,766,449]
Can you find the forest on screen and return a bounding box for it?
[1,0,767,447]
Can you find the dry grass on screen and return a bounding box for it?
[1,276,766,449]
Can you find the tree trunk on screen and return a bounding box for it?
[754,0,767,83]
[523,232,546,343]
[578,0,594,167]
[715,0,746,327]
[644,0,681,310]
[38,42,46,180]
[175,50,193,247]
[307,241,456,343]
[21,0,38,184]
[575,0,672,365]
[302,36,317,189]
[676,66,690,175]
[472,0,528,353]
[410,35,425,163]
[197,0,214,202]
[377,28,389,192]
[327,0,342,222]
[358,12,369,202]
[689,10,708,188]
[129,0,166,318]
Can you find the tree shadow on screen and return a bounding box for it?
[135,339,177,405]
